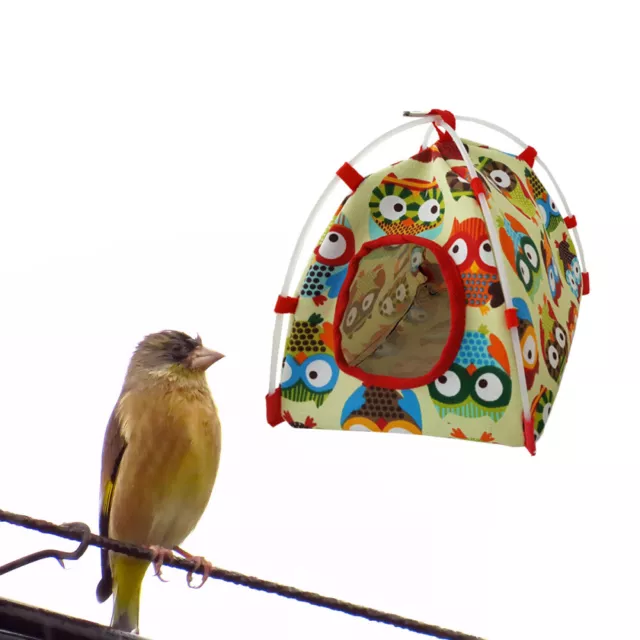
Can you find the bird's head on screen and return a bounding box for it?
[130,330,224,380]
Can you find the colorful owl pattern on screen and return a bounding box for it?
[280,137,582,447]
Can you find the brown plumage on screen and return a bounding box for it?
[96,330,224,633]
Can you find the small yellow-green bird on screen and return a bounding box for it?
[96,330,224,633]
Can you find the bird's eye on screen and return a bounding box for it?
[522,334,537,365]
[345,306,358,328]
[380,297,394,315]
[542,402,553,423]
[479,240,495,267]
[555,326,567,348]
[522,237,539,269]
[548,344,560,368]
[303,356,338,392]
[566,271,577,291]
[550,199,559,212]
[395,283,407,302]
[572,259,581,278]
[448,238,468,266]
[435,370,462,397]
[410,248,423,270]
[489,169,512,189]
[281,356,298,389]
[538,203,550,225]
[317,224,354,263]
[474,372,505,403]
[418,198,442,223]
[361,291,375,312]
[379,195,407,221]
[517,256,532,288]
[548,269,557,296]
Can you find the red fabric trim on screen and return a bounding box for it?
[564,215,577,229]
[523,413,536,456]
[333,236,466,390]
[266,389,283,426]
[274,296,299,314]
[470,177,486,199]
[582,271,590,295]
[505,308,518,329]
[336,162,364,191]
[517,146,537,167]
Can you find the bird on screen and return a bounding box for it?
[368,173,445,239]
[498,211,542,299]
[300,211,355,307]
[281,312,339,407]
[538,294,568,382]
[340,384,423,434]
[444,217,504,314]
[96,330,224,634]
[477,156,539,221]
[512,296,539,390]
[428,327,512,423]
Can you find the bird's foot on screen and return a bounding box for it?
[312,295,327,307]
[149,545,175,582]
[174,546,214,589]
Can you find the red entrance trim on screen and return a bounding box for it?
[333,235,466,390]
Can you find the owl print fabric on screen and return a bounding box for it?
[278,135,583,450]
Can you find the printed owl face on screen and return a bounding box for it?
[444,217,503,313]
[540,231,563,305]
[525,168,562,233]
[538,295,568,382]
[341,265,386,338]
[369,173,445,239]
[531,386,554,440]
[283,313,339,407]
[478,157,538,220]
[537,192,562,233]
[499,212,541,298]
[556,233,582,298]
[512,297,539,390]
[428,329,512,422]
[314,223,355,267]
[341,385,422,434]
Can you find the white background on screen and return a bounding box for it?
[0,2,637,639]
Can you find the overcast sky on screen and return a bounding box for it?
[0,2,637,639]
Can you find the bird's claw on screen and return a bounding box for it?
[186,556,214,589]
[149,545,175,582]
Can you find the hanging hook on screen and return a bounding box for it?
[0,521,91,577]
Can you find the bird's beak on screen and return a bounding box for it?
[189,346,225,371]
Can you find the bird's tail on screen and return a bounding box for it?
[111,554,149,634]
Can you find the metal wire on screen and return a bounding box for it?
[0,508,485,640]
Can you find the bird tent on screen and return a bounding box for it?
[266,110,588,455]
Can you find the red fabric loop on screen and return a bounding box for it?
[517,145,538,167]
[505,308,519,329]
[336,162,364,191]
[266,389,284,426]
[523,414,536,456]
[274,296,299,314]
[564,215,577,229]
[470,177,486,199]
[427,109,456,130]
[582,272,590,295]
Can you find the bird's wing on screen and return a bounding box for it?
[340,386,367,425]
[96,405,128,603]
